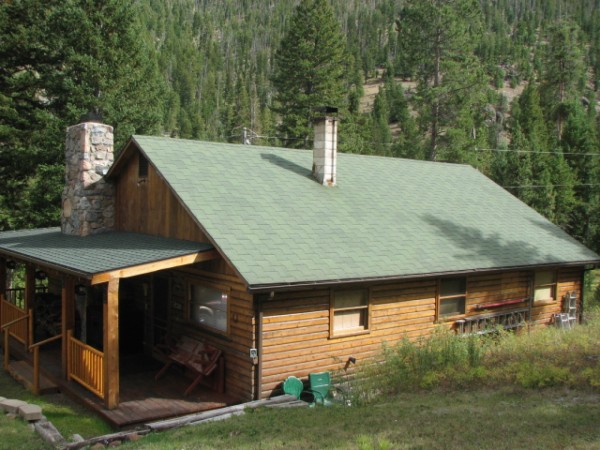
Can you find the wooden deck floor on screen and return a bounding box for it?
[6,341,238,428]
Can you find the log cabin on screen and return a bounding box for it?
[0,116,598,424]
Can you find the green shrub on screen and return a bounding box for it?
[581,362,600,387]
[354,306,600,401]
[515,363,570,388]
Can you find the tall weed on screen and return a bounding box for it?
[354,306,600,402]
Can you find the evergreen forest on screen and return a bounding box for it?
[1,0,599,254]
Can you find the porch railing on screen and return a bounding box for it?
[4,288,26,309]
[4,286,46,310]
[456,308,529,335]
[67,330,104,399]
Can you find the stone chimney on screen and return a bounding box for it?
[61,121,115,236]
[312,107,338,187]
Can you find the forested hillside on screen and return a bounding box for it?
[1,0,599,253]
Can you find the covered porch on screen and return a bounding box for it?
[0,228,228,423]
[6,339,235,427]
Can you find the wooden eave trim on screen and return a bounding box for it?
[248,260,600,294]
[105,138,138,179]
[91,250,219,285]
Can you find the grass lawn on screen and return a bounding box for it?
[0,410,49,450]
[0,366,112,449]
[118,387,600,450]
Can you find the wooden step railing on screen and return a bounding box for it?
[1,299,29,345]
[2,311,30,369]
[67,330,104,399]
[29,334,62,395]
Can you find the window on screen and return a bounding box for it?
[189,283,228,333]
[438,277,466,318]
[138,154,148,179]
[331,289,369,336]
[533,271,556,302]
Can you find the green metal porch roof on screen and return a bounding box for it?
[127,136,600,290]
[0,228,213,279]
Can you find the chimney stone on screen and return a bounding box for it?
[61,122,115,236]
[312,116,338,186]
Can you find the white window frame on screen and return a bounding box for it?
[437,277,467,319]
[533,270,557,303]
[330,288,370,337]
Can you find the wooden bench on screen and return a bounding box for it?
[154,336,224,395]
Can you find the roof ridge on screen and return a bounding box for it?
[132,134,473,169]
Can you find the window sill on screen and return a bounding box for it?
[436,313,466,323]
[179,319,232,342]
[533,299,556,306]
[330,329,370,339]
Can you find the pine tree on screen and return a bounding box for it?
[396,0,488,161]
[540,21,586,139]
[0,0,165,230]
[271,0,350,148]
[561,102,600,249]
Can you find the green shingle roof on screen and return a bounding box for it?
[0,228,213,277]
[131,135,600,290]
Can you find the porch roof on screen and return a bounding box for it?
[0,227,215,283]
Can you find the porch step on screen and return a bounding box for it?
[6,360,59,395]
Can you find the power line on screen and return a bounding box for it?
[228,129,600,157]
[475,147,600,157]
[502,183,600,189]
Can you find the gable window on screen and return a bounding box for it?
[188,282,229,333]
[533,271,556,303]
[138,154,149,179]
[330,289,369,336]
[438,277,467,318]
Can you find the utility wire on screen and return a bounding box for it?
[502,183,600,189]
[475,147,600,156]
[227,128,600,159]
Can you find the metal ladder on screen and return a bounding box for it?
[554,291,577,329]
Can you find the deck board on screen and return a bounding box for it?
[6,343,238,428]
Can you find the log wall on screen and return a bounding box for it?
[258,267,585,399]
[530,267,583,327]
[167,264,256,402]
[259,280,437,399]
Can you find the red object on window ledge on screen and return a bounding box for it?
[474,298,526,310]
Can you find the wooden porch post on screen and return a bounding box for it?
[25,264,35,348]
[61,278,75,377]
[0,258,6,295]
[104,277,120,409]
[0,258,5,328]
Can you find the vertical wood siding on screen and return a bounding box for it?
[114,152,208,242]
